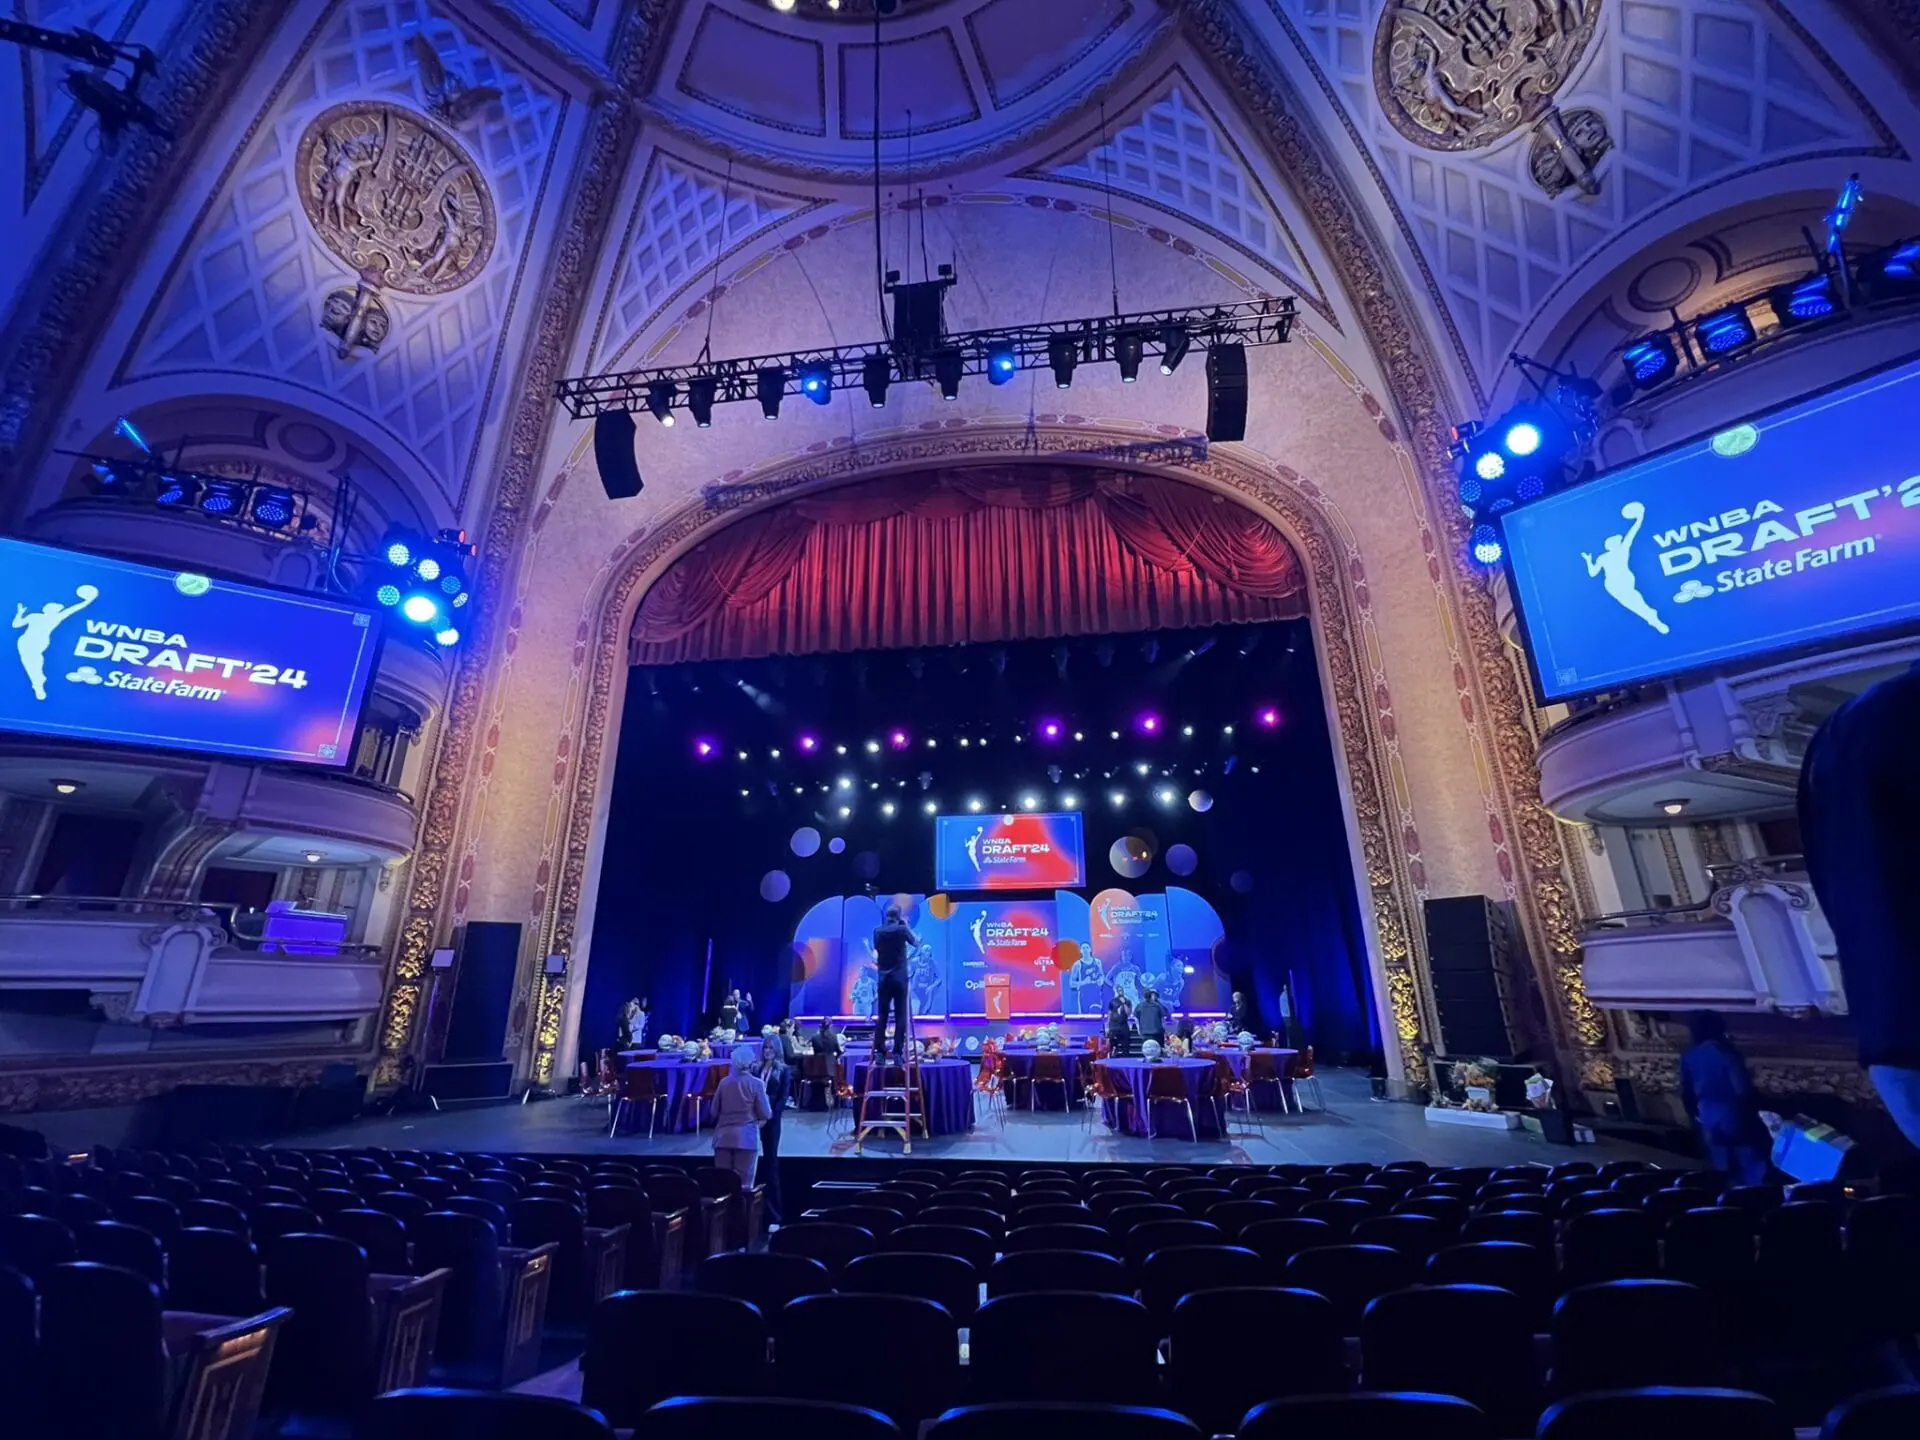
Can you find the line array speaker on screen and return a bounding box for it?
[1423,894,1518,1058]
[1205,343,1248,442]
[593,411,642,499]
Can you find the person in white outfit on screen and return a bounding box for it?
[711,1044,771,1188]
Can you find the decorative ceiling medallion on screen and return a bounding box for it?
[1372,0,1602,152]
[295,101,496,295]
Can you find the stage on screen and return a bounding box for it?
[276,1069,1683,1170]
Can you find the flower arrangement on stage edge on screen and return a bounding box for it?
[1166,1035,1189,1057]
[925,1038,945,1059]
[1445,1057,1501,1112]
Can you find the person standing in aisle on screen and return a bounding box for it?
[710,1045,771,1190]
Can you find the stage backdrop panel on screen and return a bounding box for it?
[933,811,1085,890]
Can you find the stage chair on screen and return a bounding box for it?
[608,1066,670,1140]
[768,1220,873,1276]
[1360,1284,1537,1432]
[1125,1218,1224,1272]
[1551,1280,1731,1394]
[1004,1222,1118,1257]
[988,1248,1130,1298]
[797,1054,835,1111]
[580,1291,766,1430]
[1426,1242,1553,1327]
[697,1250,830,1317]
[1139,1244,1264,1328]
[1143,1067,1199,1141]
[1282,1047,1323,1112]
[647,1396,898,1440]
[358,1388,615,1439]
[970,1292,1158,1405]
[1029,1052,1070,1110]
[77,1219,166,1285]
[775,1294,960,1429]
[842,1250,978,1322]
[1089,1063,1135,1133]
[0,1211,76,1285]
[929,1402,1197,1440]
[1241,1392,1491,1440]
[1538,1387,1791,1440]
[1560,1208,1659,1288]
[1351,1213,1449,1261]
[1283,1244,1417,1336]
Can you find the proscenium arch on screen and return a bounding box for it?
[527,422,1442,1090]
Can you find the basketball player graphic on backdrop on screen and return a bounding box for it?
[1582,502,1669,635]
[965,826,983,872]
[12,585,98,700]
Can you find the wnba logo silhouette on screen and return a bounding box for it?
[1582,502,1670,636]
[965,826,983,872]
[11,585,99,701]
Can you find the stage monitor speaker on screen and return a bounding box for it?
[594,411,642,499]
[1205,344,1248,442]
[1424,895,1517,1058]
[444,921,521,1063]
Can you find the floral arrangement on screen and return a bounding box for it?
[1166,1035,1189,1058]
[1447,1058,1501,1112]
[696,1040,714,1060]
[925,1038,945,1059]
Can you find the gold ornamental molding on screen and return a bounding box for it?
[528,426,1437,1086]
[0,1055,339,1114]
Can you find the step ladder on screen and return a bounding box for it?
[854,1007,926,1154]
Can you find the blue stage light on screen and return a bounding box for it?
[1474,450,1506,481]
[434,626,460,647]
[1457,473,1483,506]
[199,480,244,515]
[1516,472,1547,501]
[1471,524,1504,565]
[441,574,463,595]
[114,416,151,453]
[1622,334,1677,388]
[385,538,412,567]
[401,593,440,624]
[1779,273,1838,322]
[1503,420,1542,457]
[415,556,442,582]
[799,364,832,405]
[376,583,402,607]
[1695,303,1756,355]
[154,475,194,507]
[249,487,295,529]
[987,345,1017,385]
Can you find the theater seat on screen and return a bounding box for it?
[1168,1287,1345,1432]
[358,1387,614,1439]
[1240,1392,1491,1440]
[580,1291,765,1429]
[970,1293,1158,1405]
[1538,1387,1791,1440]
[928,1402,1198,1440]
[775,1293,960,1429]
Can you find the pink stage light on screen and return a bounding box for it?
[1137,713,1161,734]
[1038,719,1063,741]
[888,729,910,750]
[1257,706,1280,729]
[798,734,819,752]
[693,737,718,759]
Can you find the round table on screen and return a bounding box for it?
[1194,1047,1299,1112]
[999,1047,1091,1110]
[849,1058,974,1137]
[1095,1057,1222,1140]
[615,1056,729,1135]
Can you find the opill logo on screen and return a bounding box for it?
[11,584,100,701]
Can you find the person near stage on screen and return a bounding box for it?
[1229,989,1259,1036]
[711,1045,771,1190]
[1679,1011,1771,1185]
[871,904,918,1059]
[755,1033,793,1223]
[717,988,752,1033]
[616,997,642,1050]
[813,1017,843,1058]
[1105,993,1133,1055]
[1135,988,1167,1049]
[1798,663,1920,1147]
[777,1016,804,1067]
[1172,1009,1196,1044]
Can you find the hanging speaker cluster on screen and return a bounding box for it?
[1205,345,1247,443]
[594,410,642,500]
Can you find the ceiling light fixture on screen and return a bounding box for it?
[302,850,326,863]
[1659,798,1690,817]
[51,779,84,795]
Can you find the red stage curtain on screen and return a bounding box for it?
[630,465,1307,664]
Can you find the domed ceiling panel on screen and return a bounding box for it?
[1275,0,1899,395]
[653,0,1171,174]
[115,0,570,513]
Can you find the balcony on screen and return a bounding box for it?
[0,896,386,1026]
[240,767,418,859]
[20,497,330,592]
[1581,858,1842,1014]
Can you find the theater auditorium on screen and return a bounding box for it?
[2,1,1920,1436]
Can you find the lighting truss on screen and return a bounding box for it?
[553,298,1296,421]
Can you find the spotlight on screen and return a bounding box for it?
[757,367,786,418]
[687,375,718,428]
[888,729,909,750]
[384,537,413,567]
[114,416,151,453]
[837,777,853,790]
[1116,329,1143,382]
[376,583,402,607]
[862,353,891,408]
[1061,792,1078,808]
[924,801,938,815]
[835,744,848,755]
[1694,303,1756,356]
[882,801,896,817]
[1021,794,1039,810]
[1159,323,1190,374]
[738,751,749,761]
[1622,333,1678,389]
[415,557,442,582]
[967,797,984,813]
[1256,707,1279,729]
[1137,713,1161,735]
[199,479,245,515]
[1110,791,1126,807]
[1772,272,1839,325]
[987,344,1017,385]
[1038,720,1062,741]
[771,748,782,758]
[933,348,963,401]
[1157,788,1176,805]
[839,806,851,818]
[798,734,819,753]
[1502,419,1542,457]
[865,739,881,754]
[249,486,295,529]
[1048,334,1077,388]
[646,379,677,427]
[1474,451,1506,481]
[303,850,326,864]
[1181,725,1194,737]
[1856,238,1920,301]
[1659,798,1690,817]
[1135,762,1151,776]
[1470,523,1505,565]
[800,363,833,404]
[693,737,718,759]
[401,593,440,624]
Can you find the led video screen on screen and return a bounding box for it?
[932,810,1086,890]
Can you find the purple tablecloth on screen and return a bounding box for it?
[1195,1047,1299,1111]
[616,1057,728,1135]
[850,1058,974,1137]
[1096,1057,1222,1139]
[1000,1047,1090,1110]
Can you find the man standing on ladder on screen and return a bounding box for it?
[872,902,917,1060]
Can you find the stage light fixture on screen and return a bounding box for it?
[933,348,963,401]
[1038,719,1062,741]
[737,750,749,761]
[987,344,1017,385]
[834,744,847,755]
[646,379,677,427]
[452,591,469,609]
[1773,272,1839,325]
[757,368,786,418]
[799,363,832,405]
[114,415,151,452]
[1116,330,1143,382]
[415,556,442,581]
[1110,791,1126,807]
[967,797,984,813]
[687,375,718,428]
[375,583,402,607]
[798,735,818,752]
[1470,523,1505,565]
[154,474,196,506]
[1157,788,1176,805]
[1257,707,1279,729]
[1502,419,1543,456]
[249,486,295,529]
[1073,730,1084,741]
[1021,794,1038,810]
[1137,713,1161,735]
[1621,333,1678,389]
[385,538,413,566]
[862,353,891,408]
[1047,335,1077,388]
[770,748,782,758]
[441,574,464,596]
[1694,303,1756,356]
[693,738,717,759]
[1474,451,1506,481]
[1061,792,1078,808]
[1159,323,1190,374]
[865,739,881,754]
[839,806,851,818]
[924,801,938,815]
[199,479,245,515]
[1856,238,1920,300]
[1457,473,1484,509]
[881,801,896,817]
[889,729,909,750]
[401,593,440,624]
[837,777,853,790]
[1516,472,1547,501]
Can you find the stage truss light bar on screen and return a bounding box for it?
[553,298,1296,420]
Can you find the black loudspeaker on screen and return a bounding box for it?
[593,411,642,499]
[444,921,521,1063]
[1423,895,1517,1058]
[1205,344,1248,442]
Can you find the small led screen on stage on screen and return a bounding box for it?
[1502,354,1920,703]
[946,900,1060,1016]
[0,536,379,765]
[933,810,1085,891]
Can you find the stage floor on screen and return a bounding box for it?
[280,1069,1684,1169]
